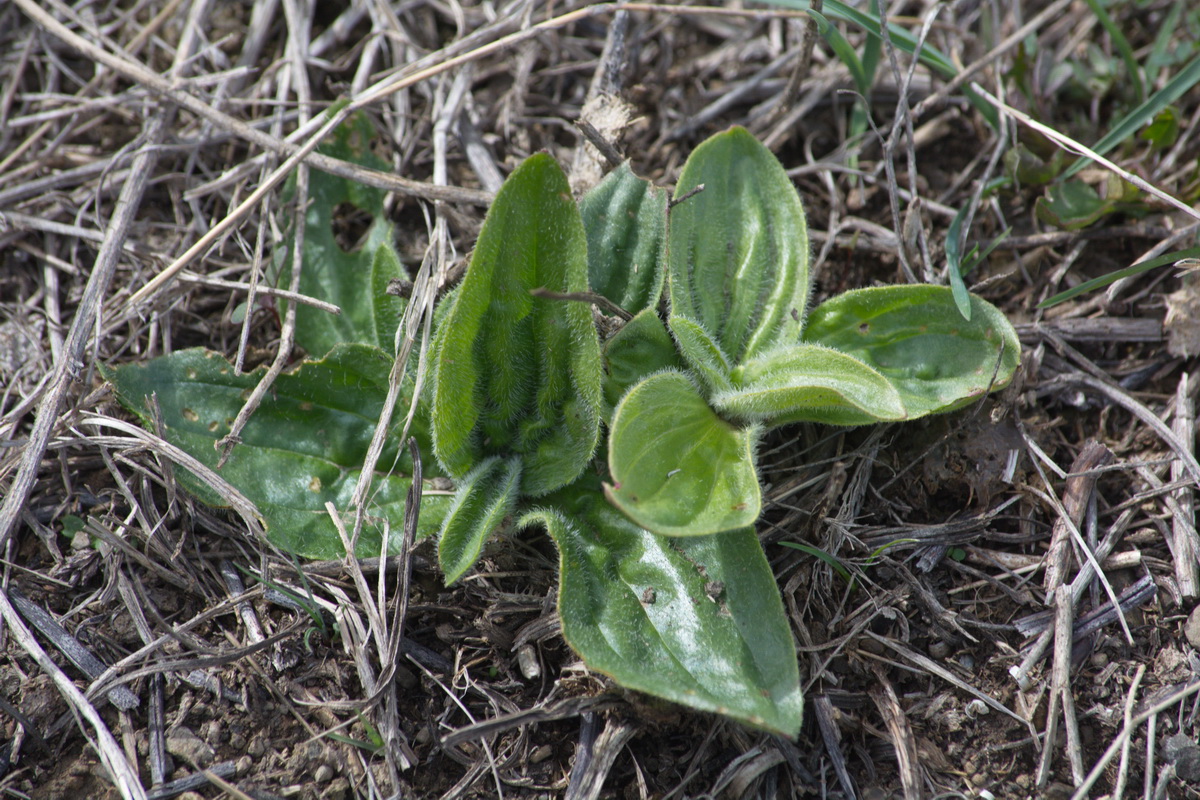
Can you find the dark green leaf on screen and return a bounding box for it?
[431,153,602,496]
[580,163,668,314]
[102,345,449,559]
[606,372,759,536]
[523,484,802,736]
[279,113,407,355]
[602,308,684,415]
[1034,179,1114,231]
[667,127,810,366]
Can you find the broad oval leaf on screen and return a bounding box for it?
[602,308,684,415]
[606,371,759,536]
[667,314,733,394]
[102,345,450,559]
[438,456,522,585]
[522,484,802,737]
[580,162,668,314]
[667,126,810,365]
[803,285,1021,418]
[431,153,602,496]
[716,344,906,426]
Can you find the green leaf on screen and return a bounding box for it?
[522,484,802,736]
[1034,179,1119,231]
[667,127,810,366]
[438,456,522,585]
[804,285,1020,419]
[716,344,906,426]
[606,372,759,536]
[602,308,685,415]
[667,315,733,394]
[1139,106,1180,150]
[279,113,407,356]
[102,345,450,559]
[1003,143,1066,187]
[945,206,973,321]
[579,162,668,314]
[431,153,602,496]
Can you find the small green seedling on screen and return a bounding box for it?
[107,120,1020,738]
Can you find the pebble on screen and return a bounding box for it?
[166,727,215,768]
[1185,605,1200,650]
[1165,733,1200,782]
[314,764,335,783]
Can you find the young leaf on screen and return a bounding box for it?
[431,153,602,497]
[102,345,450,559]
[522,484,803,737]
[803,285,1021,419]
[278,113,407,356]
[579,162,668,314]
[667,127,810,365]
[667,315,733,394]
[715,344,906,426]
[606,371,759,536]
[602,308,685,414]
[438,456,522,585]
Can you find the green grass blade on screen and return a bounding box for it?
[1061,52,1200,179]
[757,0,1000,128]
[1038,245,1200,308]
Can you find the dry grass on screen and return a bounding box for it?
[2,0,1200,798]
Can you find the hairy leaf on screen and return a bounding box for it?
[716,344,906,426]
[667,315,733,394]
[667,127,810,365]
[431,154,602,496]
[602,308,684,415]
[804,285,1021,418]
[606,371,759,536]
[522,484,802,737]
[438,456,522,585]
[580,162,668,314]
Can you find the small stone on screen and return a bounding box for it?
[1089,652,1109,669]
[166,727,215,768]
[314,764,335,783]
[1185,605,1200,650]
[928,641,950,659]
[247,736,266,757]
[530,745,553,764]
[1165,733,1200,782]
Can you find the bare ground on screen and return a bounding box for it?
[2,0,1200,798]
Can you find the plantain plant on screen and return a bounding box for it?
[107,121,1019,737]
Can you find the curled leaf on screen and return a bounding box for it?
[580,162,668,314]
